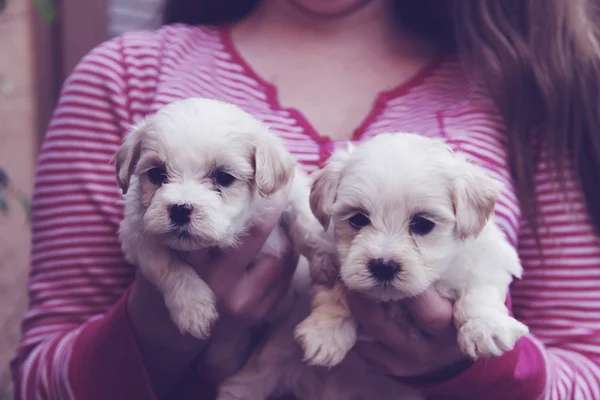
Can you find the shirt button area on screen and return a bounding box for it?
[315,135,330,144]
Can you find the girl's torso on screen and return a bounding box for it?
[112,24,519,240]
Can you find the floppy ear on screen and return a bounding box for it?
[114,119,148,194]
[254,133,297,197]
[451,156,502,239]
[309,148,351,230]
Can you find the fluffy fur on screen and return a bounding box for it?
[294,132,529,368]
[115,97,336,340]
[217,258,423,400]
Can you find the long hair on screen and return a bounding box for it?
[164,0,600,237]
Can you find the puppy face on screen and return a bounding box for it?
[115,98,295,251]
[311,133,500,301]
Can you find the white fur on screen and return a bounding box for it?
[116,97,336,339]
[217,275,423,400]
[217,138,433,400]
[296,132,529,367]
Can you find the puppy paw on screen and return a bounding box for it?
[458,314,529,359]
[166,290,218,339]
[294,313,356,367]
[309,251,340,284]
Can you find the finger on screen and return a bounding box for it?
[353,341,407,377]
[405,289,455,338]
[221,250,296,316]
[354,340,467,378]
[247,265,295,322]
[252,248,297,301]
[347,292,414,352]
[176,249,211,274]
[178,194,285,279]
[206,191,291,286]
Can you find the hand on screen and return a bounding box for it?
[348,288,472,380]
[178,188,298,331]
[128,188,298,396]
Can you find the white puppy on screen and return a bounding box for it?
[294,132,529,368]
[217,260,423,400]
[115,97,335,340]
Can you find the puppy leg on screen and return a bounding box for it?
[294,282,357,367]
[218,298,309,400]
[282,172,339,284]
[161,260,218,339]
[140,247,218,339]
[454,285,529,359]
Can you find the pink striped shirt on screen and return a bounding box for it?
[11,24,600,400]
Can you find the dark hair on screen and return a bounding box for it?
[163,0,259,25]
[163,0,600,238]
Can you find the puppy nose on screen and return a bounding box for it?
[368,259,401,282]
[169,204,192,225]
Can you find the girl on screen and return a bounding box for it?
[12,1,600,399]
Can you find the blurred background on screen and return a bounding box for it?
[0,0,163,396]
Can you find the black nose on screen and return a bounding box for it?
[368,259,401,282]
[169,204,192,225]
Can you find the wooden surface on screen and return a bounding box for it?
[0,0,38,395]
[59,0,108,79]
[0,0,130,395]
[32,0,61,140]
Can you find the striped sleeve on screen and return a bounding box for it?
[415,108,600,399]
[9,37,156,399]
[513,154,600,400]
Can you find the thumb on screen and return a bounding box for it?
[205,187,291,284]
[405,288,455,337]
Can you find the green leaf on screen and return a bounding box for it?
[0,168,8,188]
[19,194,31,220]
[33,0,56,24]
[0,193,8,215]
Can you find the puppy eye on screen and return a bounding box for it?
[214,170,236,187]
[147,167,167,185]
[349,213,370,230]
[410,215,435,236]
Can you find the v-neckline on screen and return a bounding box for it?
[218,24,445,144]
